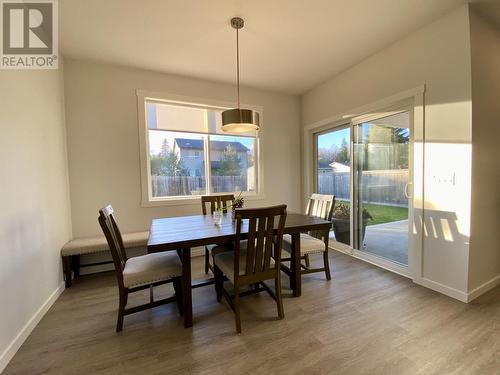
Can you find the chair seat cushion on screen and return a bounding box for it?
[206,243,232,257]
[123,252,182,288]
[214,247,275,282]
[282,233,326,255]
[61,231,150,256]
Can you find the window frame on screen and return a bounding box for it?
[136,89,264,207]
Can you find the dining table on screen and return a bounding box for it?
[147,212,332,328]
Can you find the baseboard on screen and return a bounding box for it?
[0,281,65,373]
[467,274,500,302]
[413,277,468,303]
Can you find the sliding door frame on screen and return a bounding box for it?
[303,85,425,280]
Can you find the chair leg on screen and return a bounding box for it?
[304,254,311,268]
[116,290,127,332]
[214,265,223,302]
[173,277,183,316]
[234,285,242,334]
[323,249,331,281]
[204,247,210,274]
[275,273,285,320]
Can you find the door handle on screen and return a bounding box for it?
[404,182,412,199]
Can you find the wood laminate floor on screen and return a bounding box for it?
[4,251,500,375]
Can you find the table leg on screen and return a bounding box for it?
[291,233,302,297]
[180,248,193,328]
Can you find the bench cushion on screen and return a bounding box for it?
[61,231,149,257]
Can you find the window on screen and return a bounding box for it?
[139,95,260,203]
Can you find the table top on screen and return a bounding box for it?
[147,212,331,252]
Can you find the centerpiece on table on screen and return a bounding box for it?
[213,192,244,225]
[331,202,372,245]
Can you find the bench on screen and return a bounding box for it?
[61,231,149,288]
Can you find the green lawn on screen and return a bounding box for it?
[334,201,408,226]
[363,203,408,225]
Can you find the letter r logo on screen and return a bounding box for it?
[2,2,53,54]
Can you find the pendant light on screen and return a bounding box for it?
[222,17,260,133]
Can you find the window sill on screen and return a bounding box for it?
[141,193,266,208]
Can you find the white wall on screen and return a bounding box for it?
[467,9,500,295]
[63,59,301,238]
[301,5,473,299]
[0,64,72,370]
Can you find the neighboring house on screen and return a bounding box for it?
[173,138,249,176]
[317,159,332,174]
[318,160,350,173]
[329,162,350,172]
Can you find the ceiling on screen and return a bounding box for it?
[60,0,468,95]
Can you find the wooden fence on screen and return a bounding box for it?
[317,170,409,206]
[151,175,248,197]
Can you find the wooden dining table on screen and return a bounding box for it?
[147,212,331,328]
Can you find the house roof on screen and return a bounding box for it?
[175,138,249,152]
[329,162,350,172]
[318,159,331,169]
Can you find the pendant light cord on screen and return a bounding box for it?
[236,26,240,109]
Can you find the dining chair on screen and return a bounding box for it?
[98,205,184,332]
[213,204,287,334]
[281,194,335,280]
[201,194,235,274]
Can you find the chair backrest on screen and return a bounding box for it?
[306,194,335,240]
[98,205,128,285]
[201,194,235,215]
[306,194,335,221]
[233,205,287,283]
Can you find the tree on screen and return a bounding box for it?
[335,137,350,164]
[159,139,170,158]
[150,148,189,176]
[392,127,409,144]
[214,145,242,176]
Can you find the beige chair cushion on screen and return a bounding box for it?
[206,244,232,258]
[214,249,275,282]
[123,252,182,288]
[282,233,326,256]
[61,231,149,256]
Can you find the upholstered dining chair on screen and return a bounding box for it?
[201,194,235,274]
[213,205,287,334]
[98,205,183,332]
[281,194,335,280]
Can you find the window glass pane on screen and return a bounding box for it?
[316,126,351,245]
[149,130,206,197]
[147,101,207,133]
[209,135,256,193]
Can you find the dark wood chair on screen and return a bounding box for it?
[213,205,287,334]
[281,194,335,280]
[98,205,184,332]
[201,194,235,274]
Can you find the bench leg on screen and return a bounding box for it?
[72,255,80,279]
[62,256,72,288]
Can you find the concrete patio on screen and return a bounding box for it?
[330,219,409,265]
[363,219,409,265]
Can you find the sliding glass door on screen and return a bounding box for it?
[353,111,411,266]
[314,108,413,270]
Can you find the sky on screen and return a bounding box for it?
[317,127,350,150]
